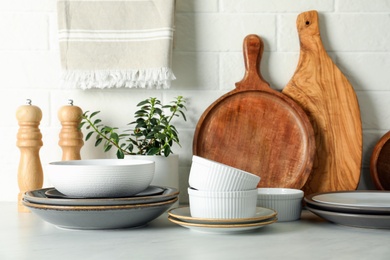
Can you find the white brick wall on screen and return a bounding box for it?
[1,0,390,203]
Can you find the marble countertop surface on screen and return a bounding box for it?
[1,202,389,259]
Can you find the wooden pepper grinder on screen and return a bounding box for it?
[16,99,44,212]
[58,99,84,161]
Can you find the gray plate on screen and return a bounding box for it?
[45,186,164,199]
[24,186,178,206]
[305,191,390,214]
[306,204,390,229]
[22,197,177,230]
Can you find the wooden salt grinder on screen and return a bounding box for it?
[58,99,83,161]
[16,99,44,212]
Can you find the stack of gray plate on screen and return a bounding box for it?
[305,191,390,229]
[23,186,178,230]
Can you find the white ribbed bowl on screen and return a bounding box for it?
[189,155,260,191]
[47,159,155,198]
[188,188,258,219]
[257,188,303,222]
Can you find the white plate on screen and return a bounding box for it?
[168,216,277,234]
[312,191,390,208]
[23,186,178,206]
[168,207,277,225]
[306,205,390,229]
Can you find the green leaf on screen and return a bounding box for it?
[152,125,165,131]
[90,111,100,118]
[85,131,94,141]
[164,146,171,157]
[135,109,147,115]
[179,110,187,121]
[102,126,114,134]
[110,132,119,144]
[155,133,166,140]
[83,110,90,116]
[95,138,103,146]
[116,149,124,159]
[104,144,112,152]
[93,119,102,125]
[154,107,163,115]
[137,100,150,106]
[147,147,160,155]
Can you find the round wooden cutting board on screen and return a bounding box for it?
[193,34,315,189]
[282,11,362,195]
[370,131,390,190]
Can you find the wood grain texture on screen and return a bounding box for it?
[16,104,44,212]
[193,34,315,189]
[282,11,362,195]
[58,104,84,161]
[370,131,390,190]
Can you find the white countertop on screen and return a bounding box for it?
[1,202,389,260]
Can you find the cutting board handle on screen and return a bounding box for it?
[235,34,270,91]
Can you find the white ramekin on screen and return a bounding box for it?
[257,188,304,222]
[189,155,260,191]
[188,187,258,219]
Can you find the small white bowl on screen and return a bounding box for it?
[189,155,260,191]
[257,188,303,222]
[188,187,258,219]
[47,159,155,198]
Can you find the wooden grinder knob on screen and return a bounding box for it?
[58,99,84,161]
[16,99,44,212]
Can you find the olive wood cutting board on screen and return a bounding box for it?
[282,10,362,195]
[193,34,315,189]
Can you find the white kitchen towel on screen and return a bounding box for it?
[57,0,176,89]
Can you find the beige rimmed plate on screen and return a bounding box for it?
[168,216,277,234]
[168,207,277,225]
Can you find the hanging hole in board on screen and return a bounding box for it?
[305,21,310,26]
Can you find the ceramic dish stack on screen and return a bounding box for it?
[304,190,390,229]
[167,156,277,234]
[22,159,179,230]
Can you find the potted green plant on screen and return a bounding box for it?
[80,96,187,189]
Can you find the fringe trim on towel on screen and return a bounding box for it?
[61,67,176,90]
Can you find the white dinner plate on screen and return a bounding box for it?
[168,216,277,234]
[168,207,277,225]
[311,191,390,208]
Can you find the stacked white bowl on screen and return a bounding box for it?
[188,155,260,219]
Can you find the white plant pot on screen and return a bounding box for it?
[124,154,179,190]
